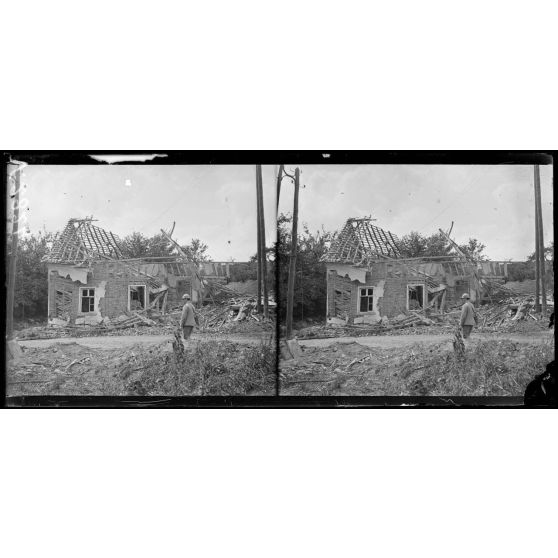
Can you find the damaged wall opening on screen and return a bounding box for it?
[407,284,424,310]
[128,285,146,311]
[80,288,96,313]
[359,287,374,312]
[56,287,72,319]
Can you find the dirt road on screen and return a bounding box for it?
[18,331,550,351]
[18,332,272,350]
[299,331,552,350]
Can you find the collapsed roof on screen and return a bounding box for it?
[323,218,401,265]
[45,218,124,264]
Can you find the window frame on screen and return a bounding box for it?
[79,287,96,314]
[357,286,375,313]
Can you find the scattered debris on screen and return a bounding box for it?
[6,338,275,397]
[477,296,554,330]
[16,285,276,340]
[280,338,555,396]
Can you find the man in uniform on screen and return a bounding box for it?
[179,293,196,343]
[460,292,477,340]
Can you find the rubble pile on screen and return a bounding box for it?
[197,295,276,332]
[477,296,551,330]
[17,310,161,340]
[297,309,448,339]
[110,311,158,328]
[296,297,554,340]
[17,279,275,340]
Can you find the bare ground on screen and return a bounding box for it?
[17,332,273,350]
[298,330,552,351]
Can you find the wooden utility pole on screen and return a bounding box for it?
[255,166,263,313]
[256,165,268,318]
[285,167,300,339]
[276,164,285,211]
[534,164,546,316]
[6,165,21,339]
[534,179,541,312]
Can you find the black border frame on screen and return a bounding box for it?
[2,150,556,408]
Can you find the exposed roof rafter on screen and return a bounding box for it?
[44,218,124,264]
[323,218,401,265]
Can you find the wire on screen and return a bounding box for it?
[138,187,194,232]
[417,172,479,233]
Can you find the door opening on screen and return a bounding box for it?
[407,284,424,310]
[129,285,146,311]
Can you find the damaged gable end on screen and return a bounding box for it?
[44,218,233,327]
[322,217,509,325]
[44,218,163,326]
[322,218,400,325]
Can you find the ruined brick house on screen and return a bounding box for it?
[322,218,508,325]
[44,218,232,326]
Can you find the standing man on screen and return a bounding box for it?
[460,292,477,340]
[179,293,196,343]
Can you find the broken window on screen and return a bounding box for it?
[55,287,72,319]
[407,284,424,310]
[80,288,95,313]
[359,287,374,312]
[128,285,146,311]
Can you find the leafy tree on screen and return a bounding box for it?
[181,238,210,263]
[398,231,428,258]
[525,242,554,293]
[503,243,553,287]
[146,233,175,257]
[458,238,488,261]
[398,230,487,260]
[121,232,210,261]
[507,262,535,282]
[527,241,554,262]
[424,232,454,257]
[13,231,54,320]
[120,231,152,258]
[277,213,334,322]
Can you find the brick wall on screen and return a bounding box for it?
[381,277,412,317]
[48,261,150,322]
[327,265,424,319]
[327,269,408,319]
[327,261,485,319]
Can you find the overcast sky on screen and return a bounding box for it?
[12,163,553,262]
[277,164,553,261]
[18,165,278,262]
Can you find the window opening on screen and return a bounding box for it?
[359,287,374,312]
[80,288,95,313]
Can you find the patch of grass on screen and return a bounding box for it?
[126,340,276,396]
[280,337,554,397]
[383,339,555,396]
[8,339,276,397]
